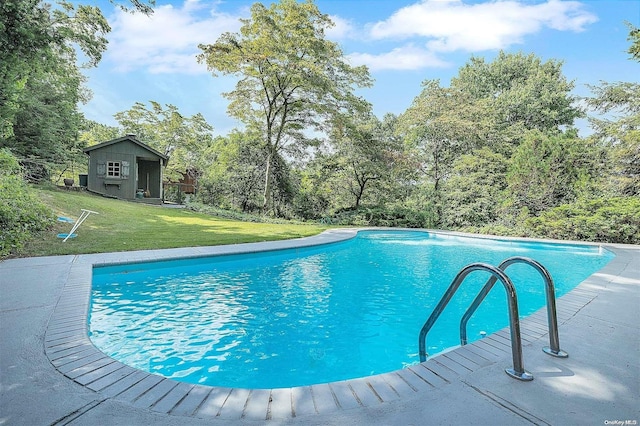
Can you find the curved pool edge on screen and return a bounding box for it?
[44,229,634,421]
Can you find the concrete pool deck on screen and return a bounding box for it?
[1,229,638,425]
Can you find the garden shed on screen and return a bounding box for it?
[83,134,169,203]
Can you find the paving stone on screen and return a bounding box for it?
[367,376,399,402]
[217,388,250,420]
[266,388,292,420]
[170,385,210,416]
[241,388,271,421]
[329,381,361,410]
[346,378,380,407]
[86,365,138,392]
[291,386,315,417]
[115,374,164,403]
[100,370,148,398]
[149,382,194,414]
[395,367,435,392]
[131,379,178,409]
[194,386,232,418]
[380,371,418,397]
[310,383,338,415]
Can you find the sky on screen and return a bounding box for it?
[80,0,640,137]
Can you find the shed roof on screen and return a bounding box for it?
[83,135,169,165]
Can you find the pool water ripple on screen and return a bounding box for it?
[89,230,613,389]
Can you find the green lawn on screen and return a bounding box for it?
[21,187,328,257]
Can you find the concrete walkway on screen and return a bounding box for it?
[1,230,638,425]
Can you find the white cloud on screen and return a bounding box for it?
[369,0,597,52]
[105,0,598,75]
[107,2,244,74]
[326,14,356,40]
[348,44,450,71]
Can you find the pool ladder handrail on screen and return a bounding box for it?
[459,256,568,358]
[418,263,534,381]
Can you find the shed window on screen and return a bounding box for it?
[107,161,121,178]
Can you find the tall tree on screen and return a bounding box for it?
[0,1,110,164]
[78,118,120,148]
[328,112,406,209]
[451,51,581,152]
[585,24,639,196]
[586,88,639,197]
[399,80,485,194]
[110,0,155,15]
[627,22,640,61]
[293,153,333,219]
[197,0,372,213]
[0,0,51,139]
[114,101,215,180]
[198,130,267,212]
[505,130,598,216]
[443,147,507,228]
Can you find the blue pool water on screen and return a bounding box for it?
[89,230,614,389]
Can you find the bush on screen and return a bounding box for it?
[186,201,308,225]
[525,197,640,244]
[0,149,55,257]
[331,206,435,228]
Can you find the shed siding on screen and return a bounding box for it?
[86,139,165,200]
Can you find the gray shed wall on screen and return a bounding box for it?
[86,140,164,200]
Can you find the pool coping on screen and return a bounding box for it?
[42,228,635,421]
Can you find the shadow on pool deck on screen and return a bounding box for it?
[1,229,638,425]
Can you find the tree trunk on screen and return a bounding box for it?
[262,152,273,213]
[354,178,366,209]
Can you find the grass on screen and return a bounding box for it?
[20,187,329,257]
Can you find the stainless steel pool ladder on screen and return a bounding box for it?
[460,256,568,359]
[418,263,533,381]
[418,257,568,381]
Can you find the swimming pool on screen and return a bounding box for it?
[89,230,614,389]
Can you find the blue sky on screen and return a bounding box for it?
[81,0,639,137]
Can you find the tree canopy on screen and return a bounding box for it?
[0,0,110,168]
[197,0,372,212]
[113,101,215,180]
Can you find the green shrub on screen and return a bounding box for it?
[331,206,434,228]
[186,201,308,225]
[525,197,640,244]
[0,149,55,257]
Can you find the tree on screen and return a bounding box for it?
[443,147,507,228]
[505,130,599,216]
[293,153,333,219]
[9,53,86,164]
[110,0,155,15]
[323,112,410,210]
[399,80,485,198]
[1,1,110,167]
[328,113,390,209]
[79,119,120,148]
[451,51,582,152]
[114,101,215,181]
[585,25,639,196]
[398,80,487,226]
[197,0,372,213]
[586,83,639,197]
[366,113,415,207]
[0,0,51,139]
[396,52,583,228]
[198,130,267,212]
[627,22,640,61]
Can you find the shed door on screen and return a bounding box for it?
[137,159,161,198]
